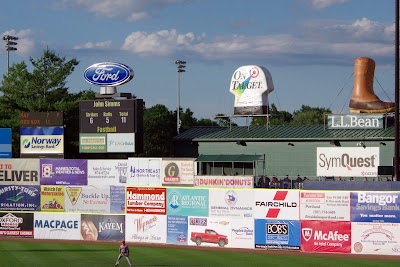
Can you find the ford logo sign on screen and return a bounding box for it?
[84,62,134,86]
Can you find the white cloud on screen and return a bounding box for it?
[2,29,35,56]
[308,0,349,9]
[61,0,188,21]
[73,40,112,49]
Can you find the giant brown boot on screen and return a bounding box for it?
[349,57,395,113]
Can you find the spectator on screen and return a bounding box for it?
[378,177,382,181]
[363,177,368,181]
[338,176,342,181]
[349,176,355,181]
[295,175,303,189]
[282,175,292,189]
[270,175,279,188]
[386,176,392,181]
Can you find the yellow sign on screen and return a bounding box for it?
[41,186,65,212]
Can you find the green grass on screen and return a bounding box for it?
[0,240,399,267]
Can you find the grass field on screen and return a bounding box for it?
[0,240,399,267]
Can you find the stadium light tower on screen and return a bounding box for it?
[175,60,186,134]
[3,35,18,75]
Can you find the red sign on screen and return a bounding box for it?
[301,220,351,253]
[126,187,166,215]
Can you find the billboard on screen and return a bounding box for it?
[167,215,189,245]
[19,111,63,127]
[126,187,166,215]
[166,188,209,217]
[127,158,161,186]
[110,186,126,214]
[0,128,12,158]
[81,214,125,241]
[230,219,254,249]
[40,186,65,212]
[64,186,110,213]
[317,147,379,177]
[301,220,351,253]
[40,159,88,185]
[0,159,40,185]
[300,191,350,221]
[87,160,128,186]
[188,216,231,248]
[0,185,40,211]
[209,189,253,218]
[254,219,300,250]
[125,214,166,243]
[254,190,299,220]
[162,159,195,185]
[34,213,80,240]
[351,191,400,223]
[351,222,400,255]
[0,212,34,238]
[20,127,64,155]
[194,176,253,188]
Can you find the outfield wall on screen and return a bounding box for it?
[0,159,400,256]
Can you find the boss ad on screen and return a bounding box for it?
[167,215,188,245]
[162,159,195,185]
[81,214,125,241]
[125,214,166,244]
[64,186,110,213]
[110,186,125,214]
[0,212,34,237]
[126,187,166,215]
[209,189,253,219]
[40,186,65,212]
[166,188,209,217]
[254,219,300,250]
[351,192,400,223]
[254,190,299,220]
[87,160,128,186]
[188,216,231,248]
[40,159,87,185]
[0,185,40,211]
[34,213,80,240]
[0,159,40,185]
[127,158,161,186]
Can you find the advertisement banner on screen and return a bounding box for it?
[110,186,125,214]
[230,219,254,249]
[351,191,400,223]
[81,214,125,241]
[209,189,253,218]
[40,186,65,212]
[317,147,379,177]
[254,190,299,220]
[0,128,12,158]
[40,159,87,185]
[64,186,110,213]
[0,159,40,185]
[34,213,80,240]
[107,133,135,152]
[351,222,400,255]
[301,220,351,253]
[188,216,231,248]
[300,191,350,221]
[79,133,106,153]
[167,215,188,245]
[254,219,300,250]
[126,187,166,215]
[162,159,195,185]
[0,185,40,211]
[127,158,161,186]
[20,127,64,154]
[194,176,253,188]
[87,160,128,186]
[166,188,209,217]
[125,214,166,243]
[0,212,34,238]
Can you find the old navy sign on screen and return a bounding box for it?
[327,114,384,129]
[84,62,134,86]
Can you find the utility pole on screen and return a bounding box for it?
[175,60,186,134]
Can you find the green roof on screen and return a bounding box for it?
[174,125,395,142]
[196,154,264,162]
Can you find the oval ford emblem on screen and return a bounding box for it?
[84,62,134,86]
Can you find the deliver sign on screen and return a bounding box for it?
[301,220,351,253]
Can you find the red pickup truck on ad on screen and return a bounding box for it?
[190,229,228,247]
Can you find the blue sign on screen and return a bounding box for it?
[0,128,12,158]
[167,188,209,217]
[254,219,300,250]
[81,214,125,241]
[167,215,188,245]
[84,62,134,86]
[0,185,40,211]
[110,186,125,214]
[351,192,400,223]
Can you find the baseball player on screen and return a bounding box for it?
[115,240,132,266]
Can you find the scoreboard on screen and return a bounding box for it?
[20,112,63,127]
[79,99,138,133]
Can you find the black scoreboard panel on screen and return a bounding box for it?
[20,112,63,126]
[79,99,143,133]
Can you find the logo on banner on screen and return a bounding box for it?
[42,164,54,178]
[66,187,82,205]
[164,162,180,183]
[0,213,23,228]
[225,190,237,206]
[302,228,313,242]
[255,191,297,218]
[115,162,128,183]
[168,192,181,210]
[189,217,207,226]
[98,218,124,234]
[134,215,157,233]
[232,227,253,236]
[42,199,63,210]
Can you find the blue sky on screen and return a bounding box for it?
[0,0,396,122]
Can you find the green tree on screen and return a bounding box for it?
[290,105,331,125]
[0,48,94,157]
[251,104,292,126]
